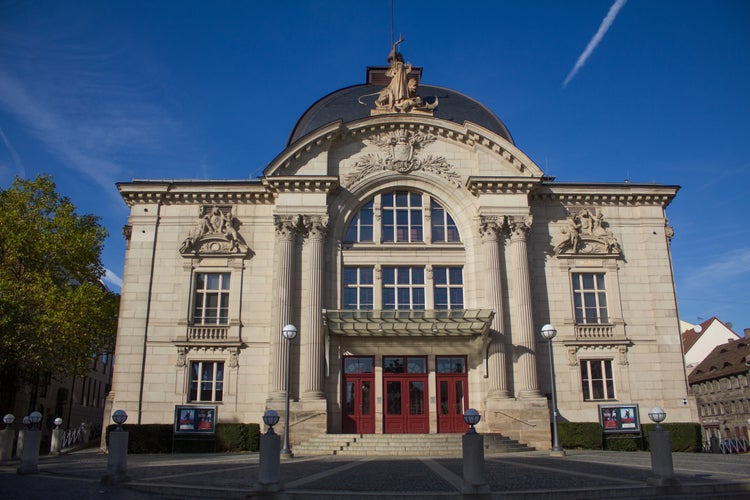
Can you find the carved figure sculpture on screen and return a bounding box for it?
[554,208,621,256]
[180,205,249,255]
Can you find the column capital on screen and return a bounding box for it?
[508,215,533,241]
[302,214,329,240]
[274,214,301,239]
[479,215,506,241]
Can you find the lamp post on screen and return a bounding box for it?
[461,409,488,494]
[541,324,564,456]
[281,324,298,458]
[104,410,129,484]
[257,410,282,492]
[0,414,14,461]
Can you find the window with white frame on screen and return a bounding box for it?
[382,267,425,310]
[433,267,464,309]
[343,267,374,309]
[189,361,224,402]
[572,273,608,324]
[193,272,230,325]
[580,359,615,401]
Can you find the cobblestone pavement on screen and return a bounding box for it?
[1,448,749,499]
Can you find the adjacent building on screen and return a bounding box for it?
[108,46,695,450]
[688,337,750,446]
[681,317,741,374]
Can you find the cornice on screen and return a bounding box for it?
[466,176,541,196]
[531,183,679,207]
[263,176,339,194]
[117,181,273,207]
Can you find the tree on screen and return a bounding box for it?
[0,175,119,379]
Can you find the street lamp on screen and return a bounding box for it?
[281,324,298,457]
[28,411,42,430]
[263,410,280,435]
[541,324,564,455]
[2,414,14,429]
[648,407,667,430]
[112,409,128,430]
[463,409,481,434]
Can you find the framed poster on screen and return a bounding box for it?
[174,405,217,434]
[598,404,640,433]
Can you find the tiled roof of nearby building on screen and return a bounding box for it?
[688,337,750,384]
[681,317,729,352]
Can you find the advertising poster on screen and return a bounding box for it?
[174,405,217,434]
[598,404,640,433]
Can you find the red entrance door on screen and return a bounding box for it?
[436,356,469,433]
[342,357,375,434]
[383,356,428,434]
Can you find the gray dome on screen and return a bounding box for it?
[287,83,514,146]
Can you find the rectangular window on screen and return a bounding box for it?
[189,361,224,402]
[580,359,615,401]
[382,267,425,310]
[572,273,608,324]
[433,267,464,309]
[193,273,230,325]
[382,192,423,242]
[343,267,374,309]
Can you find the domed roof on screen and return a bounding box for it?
[287,81,514,146]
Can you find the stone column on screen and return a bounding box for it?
[302,215,328,399]
[270,215,299,400]
[509,216,540,397]
[480,216,509,399]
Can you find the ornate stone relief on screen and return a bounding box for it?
[303,215,329,240]
[509,215,533,240]
[553,208,621,256]
[367,37,438,115]
[344,129,460,187]
[568,344,630,366]
[180,205,250,256]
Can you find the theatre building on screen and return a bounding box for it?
[109,46,695,450]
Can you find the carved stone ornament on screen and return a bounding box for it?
[366,37,438,115]
[553,208,621,256]
[345,129,460,187]
[180,205,250,256]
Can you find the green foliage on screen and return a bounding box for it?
[644,423,702,452]
[557,422,702,452]
[0,175,118,378]
[558,422,602,449]
[215,423,260,452]
[106,423,261,453]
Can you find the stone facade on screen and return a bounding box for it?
[689,337,750,446]
[108,48,696,450]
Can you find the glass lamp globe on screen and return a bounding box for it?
[112,409,128,429]
[3,414,14,426]
[282,324,298,341]
[54,417,63,428]
[29,411,42,428]
[463,408,481,434]
[263,410,280,434]
[541,324,557,340]
[648,407,666,429]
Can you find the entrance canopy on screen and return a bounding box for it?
[324,309,494,337]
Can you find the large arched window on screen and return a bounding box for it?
[344,190,460,244]
[341,190,464,311]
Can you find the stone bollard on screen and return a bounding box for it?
[104,430,129,483]
[17,429,41,474]
[462,432,489,494]
[257,430,282,492]
[647,427,677,487]
[49,427,63,455]
[0,427,15,461]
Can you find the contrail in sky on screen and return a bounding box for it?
[563,0,628,88]
[0,126,25,177]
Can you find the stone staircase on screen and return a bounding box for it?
[293,433,534,457]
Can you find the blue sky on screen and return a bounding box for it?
[1,1,748,333]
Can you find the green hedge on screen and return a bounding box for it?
[556,422,702,452]
[106,423,260,453]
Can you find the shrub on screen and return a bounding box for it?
[106,422,261,453]
[557,422,602,449]
[643,423,702,452]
